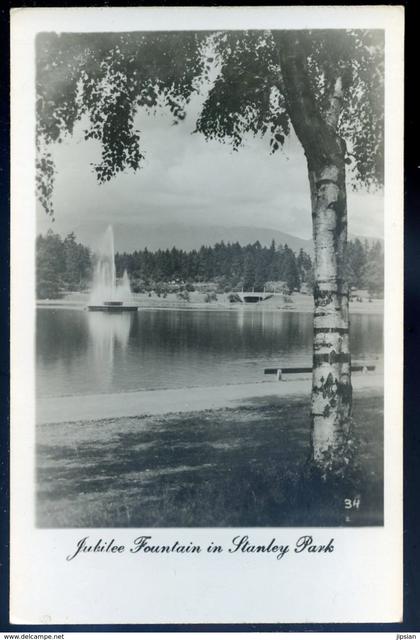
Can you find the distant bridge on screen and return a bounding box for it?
[236,291,274,303]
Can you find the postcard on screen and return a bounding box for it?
[10,5,404,624]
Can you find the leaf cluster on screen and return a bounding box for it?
[36,29,384,216]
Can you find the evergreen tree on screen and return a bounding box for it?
[63,232,92,289]
[282,246,301,293]
[345,238,366,289]
[363,240,384,296]
[243,250,256,290]
[297,248,312,285]
[36,230,66,299]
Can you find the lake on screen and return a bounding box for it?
[36,307,383,398]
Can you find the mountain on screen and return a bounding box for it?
[70,221,314,254]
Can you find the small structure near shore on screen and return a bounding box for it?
[237,291,273,303]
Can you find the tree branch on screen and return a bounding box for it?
[277,32,342,170]
[325,76,343,130]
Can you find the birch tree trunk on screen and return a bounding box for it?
[309,160,352,466]
[279,34,352,474]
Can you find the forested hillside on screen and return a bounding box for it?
[36,230,383,300]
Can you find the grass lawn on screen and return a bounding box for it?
[36,392,383,528]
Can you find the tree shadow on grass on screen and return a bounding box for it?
[36,394,383,527]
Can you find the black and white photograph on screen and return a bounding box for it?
[10,5,404,625]
[35,23,385,529]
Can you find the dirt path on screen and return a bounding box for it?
[37,374,382,425]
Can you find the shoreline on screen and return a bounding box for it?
[36,294,384,316]
[37,374,383,425]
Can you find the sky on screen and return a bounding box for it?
[37,87,384,249]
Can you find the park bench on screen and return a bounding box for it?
[264,365,376,380]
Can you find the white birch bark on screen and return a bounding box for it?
[309,163,352,463]
[279,34,352,472]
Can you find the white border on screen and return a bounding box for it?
[10,5,404,624]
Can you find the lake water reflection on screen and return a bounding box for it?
[36,307,383,398]
[87,311,131,363]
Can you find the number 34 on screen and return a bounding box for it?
[344,497,361,510]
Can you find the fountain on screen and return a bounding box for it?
[87,226,138,312]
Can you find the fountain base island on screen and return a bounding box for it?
[87,302,138,312]
[87,226,138,313]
